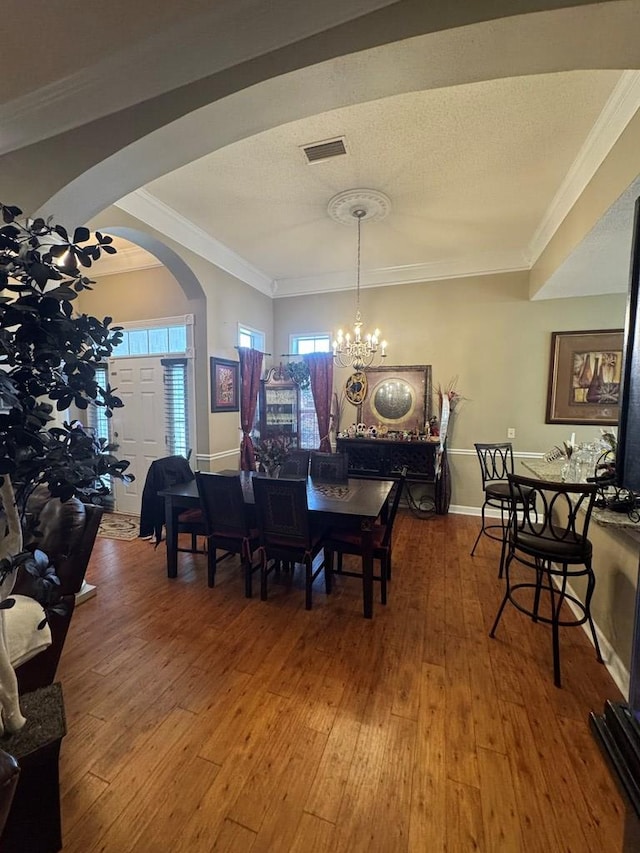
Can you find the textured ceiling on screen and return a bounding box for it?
[141,71,623,294]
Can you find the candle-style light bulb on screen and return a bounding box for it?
[381,340,387,356]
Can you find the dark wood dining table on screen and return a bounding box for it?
[159,470,395,618]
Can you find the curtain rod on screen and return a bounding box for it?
[234,346,271,356]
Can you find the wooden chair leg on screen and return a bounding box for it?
[207,545,216,588]
[243,558,253,598]
[305,557,313,610]
[260,553,269,601]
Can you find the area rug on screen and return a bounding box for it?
[97,512,140,541]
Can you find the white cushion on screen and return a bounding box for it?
[3,595,52,667]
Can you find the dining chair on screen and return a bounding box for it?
[195,472,259,596]
[309,451,348,482]
[252,476,329,610]
[489,473,603,687]
[278,450,310,478]
[140,455,208,554]
[324,467,407,605]
[470,442,534,577]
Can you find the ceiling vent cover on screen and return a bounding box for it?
[302,137,347,164]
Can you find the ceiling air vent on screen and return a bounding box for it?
[302,137,347,164]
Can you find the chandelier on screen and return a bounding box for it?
[329,189,389,371]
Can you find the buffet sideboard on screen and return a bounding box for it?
[336,437,450,514]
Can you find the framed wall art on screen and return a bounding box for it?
[545,329,624,425]
[358,364,431,432]
[210,357,240,413]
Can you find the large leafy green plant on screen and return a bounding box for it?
[0,202,132,734]
[0,201,131,516]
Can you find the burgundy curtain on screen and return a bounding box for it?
[305,352,334,452]
[238,347,263,470]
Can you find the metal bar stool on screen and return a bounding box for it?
[470,442,531,577]
[489,473,604,687]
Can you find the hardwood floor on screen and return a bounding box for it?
[55,511,628,852]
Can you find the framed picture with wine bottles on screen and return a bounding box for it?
[545,329,624,425]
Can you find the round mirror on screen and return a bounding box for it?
[372,378,415,423]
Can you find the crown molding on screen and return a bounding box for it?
[112,189,529,297]
[115,190,274,297]
[90,244,162,278]
[272,251,529,297]
[528,70,640,265]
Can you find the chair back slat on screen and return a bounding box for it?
[195,472,250,537]
[475,443,514,485]
[278,450,310,478]
[508,473,597,556]
[310,451,348,482]
[252,477,312,549]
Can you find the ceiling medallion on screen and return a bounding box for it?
[327,189,392,226]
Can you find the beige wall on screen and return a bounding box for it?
[275,272,627,508]
[78,265,193,321]
[78,244,626,506]
[78,211,274,468]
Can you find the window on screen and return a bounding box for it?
[112,323,187,357]
[290,334,331,449]
[87,363,110,445]
[290,334,330,356]
[238,324,265,352]
[162,358,190,458]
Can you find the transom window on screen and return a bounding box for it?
[112,324,187,357]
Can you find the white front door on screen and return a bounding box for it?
[109,357,167,515]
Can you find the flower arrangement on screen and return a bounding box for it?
[436,376,468,415]
[255,435,291,473]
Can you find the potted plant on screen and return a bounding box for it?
[0,201,132,733]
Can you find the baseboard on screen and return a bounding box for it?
[75,581,97,605]
[561,577,630,700]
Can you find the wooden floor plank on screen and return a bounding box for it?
[409,662,446,852]
[45,511,628,852]
[477,746,523,851]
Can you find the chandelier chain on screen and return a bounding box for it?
[356,209,362,314]
[331,202,387,371]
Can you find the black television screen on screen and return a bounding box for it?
[617,196,640,493]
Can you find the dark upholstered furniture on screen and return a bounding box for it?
[140,455,207,552]
[325,467,407,605]
[278,450,310,478]
[309,451,348,482]
[195,471,259,596]
[0,751,19,838]
[253,477,329,610]
[490,474,603,687]
[12,491,103,694]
